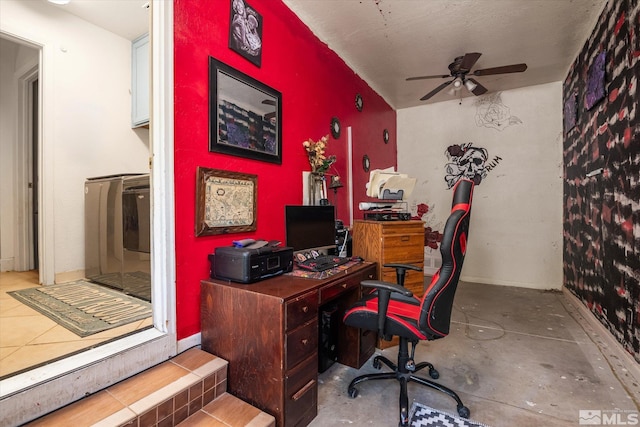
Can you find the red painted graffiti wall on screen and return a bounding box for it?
[174,0,397,339]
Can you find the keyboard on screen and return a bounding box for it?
[297,255,352,272]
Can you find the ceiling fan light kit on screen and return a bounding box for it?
[407,52,527,101]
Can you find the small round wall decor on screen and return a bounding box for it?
[355,93,363,112]
[362,154,370,172]
[383,129,390,144]
[330,117,341,139]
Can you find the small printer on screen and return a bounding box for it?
[209,245,294,284]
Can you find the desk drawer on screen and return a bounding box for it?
[286,291,318,331]
[285,354,318,427]
[286,319,318,371]
[320,278,358,304]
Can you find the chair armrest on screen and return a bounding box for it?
[383,263,423,272]
[382,263,423,288]
[361,280,414,338]
[361,280,414,297]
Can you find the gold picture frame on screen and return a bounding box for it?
[195,167,257,236]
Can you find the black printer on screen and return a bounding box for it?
[209,245,294,284]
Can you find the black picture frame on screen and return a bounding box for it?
[228,0,262,67]
[209,57,282,164]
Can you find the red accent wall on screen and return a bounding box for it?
[174,0,397,339]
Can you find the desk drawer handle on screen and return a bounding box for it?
[302,306,308,313]
[301,339,308,346]
[401,236,410,241]
[341,283,347,289]
[292,379,316,401]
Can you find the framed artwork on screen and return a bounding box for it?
[229,0,262,67]
[563,92,577,134]
[585,51,606,110]
[195,167,257,236]
[209,57,282,164]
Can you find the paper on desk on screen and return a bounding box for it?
[365,167,397,198]
[382,175,416,199]
[365,168,416,200]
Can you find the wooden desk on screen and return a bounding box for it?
[201,262,377,427]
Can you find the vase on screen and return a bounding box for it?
[309,172,327,205]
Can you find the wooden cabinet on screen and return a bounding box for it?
[352,220,425,349]
[353,220,425,296]
[131,33,149,128]
[201,262,376,427]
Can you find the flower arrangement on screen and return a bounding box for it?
[303,134,336,174]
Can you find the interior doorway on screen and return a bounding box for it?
[31,77,38,268]
[16,50,39,274]
[0,36,39,275]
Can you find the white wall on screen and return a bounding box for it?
[398,82,563,289]
[0,0,149,279]
[0,40,19,271]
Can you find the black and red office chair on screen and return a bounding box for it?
[343,178,474,427]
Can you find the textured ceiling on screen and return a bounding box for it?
[283,0,608,108]
[47,0,149,41]
[49,0,608,109]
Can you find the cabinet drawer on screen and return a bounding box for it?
[285,354,318,427]
[380,222,424,235]
[382,234,424,250]
[286,319,318,371]
[382,238,423,263]
[286,291,318,330]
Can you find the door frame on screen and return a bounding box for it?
[0,2,177,424]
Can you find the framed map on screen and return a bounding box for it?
[195,167,257,236]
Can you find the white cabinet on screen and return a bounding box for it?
[131,33,149,128]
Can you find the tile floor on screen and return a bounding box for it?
[0,270,153,378]
[311,281,640,426]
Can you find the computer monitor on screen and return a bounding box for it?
[285,205,336,254]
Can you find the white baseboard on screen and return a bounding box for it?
[54,269,85,284]
[177,332,201,354]
[459,274,562,290]
[0,258,15,272]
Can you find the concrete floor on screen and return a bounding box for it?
[310,281,640,426]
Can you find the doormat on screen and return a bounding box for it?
[8,281,152,338]
[409,402,491,427]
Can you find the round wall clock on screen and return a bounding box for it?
[331,117,341,139]
[362,154,370,172]
[355,94,363,112]
[383,129,390,144]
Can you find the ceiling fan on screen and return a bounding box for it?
[406,52,527,101]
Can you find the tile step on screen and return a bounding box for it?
[22,348,270,426]
[177,393,275,427]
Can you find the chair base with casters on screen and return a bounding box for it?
[344,178,475,427]
[347,335,469,426]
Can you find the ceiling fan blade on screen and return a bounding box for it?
[264,112,276,120]
[466,78,488,96]
[473,63,527,76]
[460,52,482,71]
[420,80,453,101]
[262,99,276,105]
[406,74,450,81]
